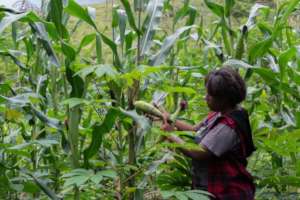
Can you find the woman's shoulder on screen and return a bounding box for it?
[219,107,249,128]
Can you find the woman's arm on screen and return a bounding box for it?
[162,111,203,132]
[166,134,212,161]
[173,120,199,131]
[161,122,212,161]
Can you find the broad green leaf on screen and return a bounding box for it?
[112,5,120,28]
[35,139,59,147]
[141,0,164,56]
[119,108,151,152]
[99,33,121,67]
[8,139,58,150]
[252,68,280,84]
[120,0,140,34]
[90,173,103,184]
[48,0,68,39]
[30,22,60,67]
[27,173,61,200]
[257,22,272,36]
[63,175,90,188]
[0,83,13,94]
[8,143,32,150]
[62,98,89,108]
[117,9,127,49]
[150,26,193,66]
[0,12,28,34]
[96,33,102,64]
[22,181,40,194]
[161,191,173,198]
[65,0,97,30]
[185,6,197,27]
[204,0,224,18]
[125,30,134,53]
[121,65,168,85]
[281,109,296,126]
[224,0,235,17]
[222,59,252,69]
[73,65,97,79]
[185,192,209,200]
[175,193,188,200]
[95,64,118,78]
[0,50,28,72]
[203,39,223,62]
[261,176,300,187]
[164,86,196,94]
[0,7,23,14]
[173,2,194,27]
[66,66,85,98]
[83,108,120,164]
[244,3,268,31]
[145,152,173,175]
[30,105,63,130]
[11,22,17,46]
[248,37,273,63]
[62,169,92,177]
[75,64,118,79]
[23,37,35,62]
[186,190,213,199]
[278,47,296,81]
[77,33,96,53]
[97,170,117,178]
[61,41,76,62]
[276,176,300,187]
[289,69,300,85]
[9,183,24,192]
[0,93,34,106]
[266,55,279,72]
[235,27,246,59]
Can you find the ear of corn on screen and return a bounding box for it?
[135,99,185,124]
[134,101,164,119]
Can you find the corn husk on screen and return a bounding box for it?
[134,101,164,119]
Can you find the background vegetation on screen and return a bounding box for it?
[1,0,300,199]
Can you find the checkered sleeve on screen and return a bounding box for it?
[200,123,239,157]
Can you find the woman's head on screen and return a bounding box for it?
[204,67,246,112]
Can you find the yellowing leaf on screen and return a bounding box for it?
[5,109,22,121]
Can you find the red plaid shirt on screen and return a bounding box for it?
[193,109,255,200]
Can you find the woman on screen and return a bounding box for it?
[160,67,255,200]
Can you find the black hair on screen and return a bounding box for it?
[205,67,246,107]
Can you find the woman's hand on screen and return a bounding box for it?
[161,122,174,132]
[160,110,175,132]
[144,113,161,122]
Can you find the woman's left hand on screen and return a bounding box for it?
[160,111,175,132]
[161,122,174,132]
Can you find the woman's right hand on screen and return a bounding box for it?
[161,110,170,122]
[153,103,170,122]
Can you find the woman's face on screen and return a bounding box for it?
[205,93,217,111]
[205,92,227,112]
